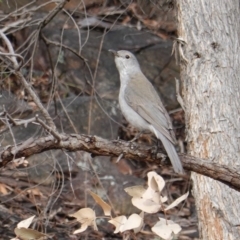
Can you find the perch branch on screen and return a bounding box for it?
[1,134,240,192]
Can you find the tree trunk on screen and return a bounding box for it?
[176,1,240,239]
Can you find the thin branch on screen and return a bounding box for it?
[0,110,62,141]
[0,0,36,22]
[1,18,32,33]
[0,29,57,130]
[175,78,186,111]
[0,52,24,69]
[38,0,70,30]
[172,37,188,65]
[88,29,106,134]
[35,115,62,141]
[40,34,87,62]
[0,30,18,69]
[14,71,57,130]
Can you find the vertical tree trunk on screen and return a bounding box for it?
[176,1,240,239]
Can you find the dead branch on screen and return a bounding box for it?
[0,134,240,192]
[0,0,70,132]
[39,0,70,30]
[40,34,87,62]
[14,71,57,130]
[0,31,57,131]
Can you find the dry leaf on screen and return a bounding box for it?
[142,172,166,204]
[27,188,43,197]
[69,208,95,223]
[73,222,89,234]
[0,183,12,195]
[17,215,35,229]
[14,228,46,240]
[151,218,181,240]
[109,216,127,233]
[124,185,146,198]
[161,196,168,203]
[121,213,143,233]
[141,185,160,204]
[132,197,161,213]
[126,172,168,213]
[89,191,111,216]
[133,212,144,233]
[69,208,97,233]
[147,171,165,192]
[14,216,46,240]
[147,173,158,191]
[165,192,189,211]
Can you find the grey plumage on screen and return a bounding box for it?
[110,50,184,174]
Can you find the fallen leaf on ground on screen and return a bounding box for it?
[121,213,144,233]
[109,216,127,233]
[70,208,97,233]
[151,217,181,240]
[165,192,189,211]
[124,185,146,198]
[17,215,35,229]
[14,228,46,240]
[89,191,111,216]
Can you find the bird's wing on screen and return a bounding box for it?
[124,73,176,144]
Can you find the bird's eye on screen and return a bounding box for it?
[125,55,130,59]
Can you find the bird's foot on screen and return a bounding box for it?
[129,131,148,142]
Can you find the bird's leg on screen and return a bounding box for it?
[156,138,163,153]
[130,131,143,142]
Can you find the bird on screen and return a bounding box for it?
[109,49,184,174]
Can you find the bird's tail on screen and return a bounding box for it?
[152,127,184,174]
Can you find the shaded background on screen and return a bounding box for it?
[0,1,197,239]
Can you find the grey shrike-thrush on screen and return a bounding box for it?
[109,50,184,174]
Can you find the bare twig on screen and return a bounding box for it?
[0,110,62,141]
[15,71,57,130]
[41,34,87,62]
[175,78,186,111]
[0,52,24,69]
[0,0,36,22]
[55,93,79,134]
[62,7,82,54]
[0,30,19,69]
[10,117,37,127]
[38,0,70,30]
[0,29,57,130]
[1,18,32,33]
[88,29,106,134]
[4,114,17,153]
[35,115,62,141]
[172,37,188,65]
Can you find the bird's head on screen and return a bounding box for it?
[109,50,141,75]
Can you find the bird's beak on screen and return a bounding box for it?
[109,49,118,56]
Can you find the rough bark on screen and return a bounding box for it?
[1,134,240,191]
[176,1,240,239]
